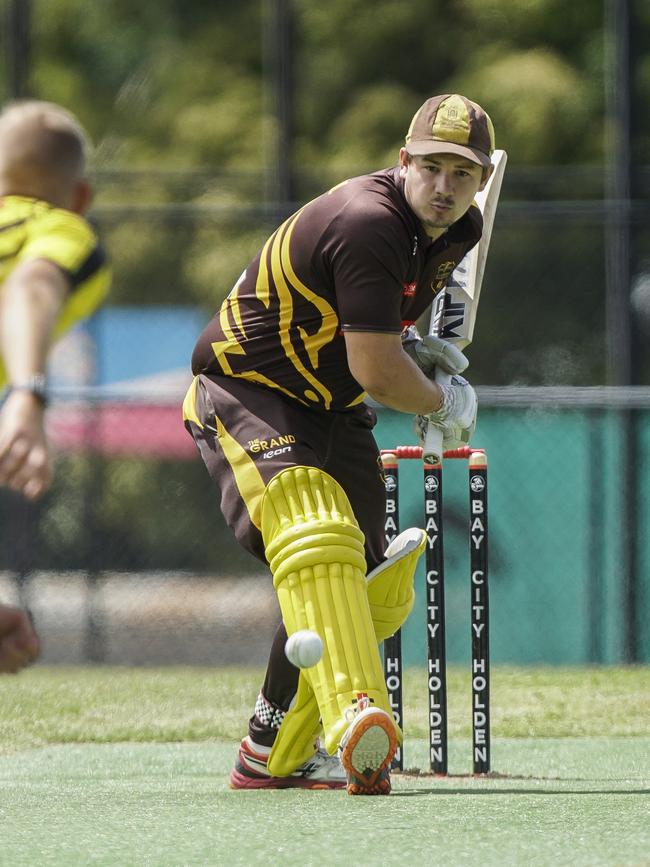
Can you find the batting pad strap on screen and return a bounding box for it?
[366,528,426,642]
[261,466,399,755]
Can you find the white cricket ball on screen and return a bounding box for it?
[284,630,324,668]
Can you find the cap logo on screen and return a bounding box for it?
[431,95,471,146]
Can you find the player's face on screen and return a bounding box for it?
[399,150,491,240]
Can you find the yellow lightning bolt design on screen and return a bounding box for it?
[255,234,274,308]
[280,214,338,372]
[270,213,333,408]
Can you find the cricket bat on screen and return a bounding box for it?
[423,149,508,463]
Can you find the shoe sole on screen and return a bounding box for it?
[339,709,397,795]
[229,766,345,790]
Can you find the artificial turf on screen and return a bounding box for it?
[0,666,648,866]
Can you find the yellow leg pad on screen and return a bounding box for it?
[267,527,425,775]
[262,466,398,755]
[366,528,426,642]
[267,673,321,777]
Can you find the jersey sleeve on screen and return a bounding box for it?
[326,205,411,334]
[19,207,111,338]
[18,208,101,280]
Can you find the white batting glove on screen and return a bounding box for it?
[429,375,477,428]
[414,375,478,447]
[442,420,475,450]
[402,327,469,377]
[413,414,475,450]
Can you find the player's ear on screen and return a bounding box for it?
[398,148,411,177]
[478,163,494,192]
[71,178,93,215]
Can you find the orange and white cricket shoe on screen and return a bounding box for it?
[229,736,346,790]
[339,706,398,795]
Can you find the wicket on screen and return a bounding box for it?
[381,445,490,775]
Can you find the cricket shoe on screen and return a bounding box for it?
[229,736,346,790]
[339,706,398,795]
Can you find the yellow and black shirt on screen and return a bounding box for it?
[192,167,482,411]
[0,195,111,387]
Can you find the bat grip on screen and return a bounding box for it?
[422,370,451,464]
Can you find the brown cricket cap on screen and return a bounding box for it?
[405,94,495,167]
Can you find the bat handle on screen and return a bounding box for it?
[422,370,451,465]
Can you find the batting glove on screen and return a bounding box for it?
[421,375,478,430]
[413,414,476,451]
[402,327,469,377]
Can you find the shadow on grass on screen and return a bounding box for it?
[391,786,650,797]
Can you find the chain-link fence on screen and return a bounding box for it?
[376,388,650,668]
[1,386,649,667]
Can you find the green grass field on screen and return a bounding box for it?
[1,666,648,866]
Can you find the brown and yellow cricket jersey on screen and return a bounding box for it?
[191,167,482,411]
[0,195,111,387]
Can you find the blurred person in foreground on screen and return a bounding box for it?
[184,94,495,795]
[0,101,111,672]
[0,99,110,502]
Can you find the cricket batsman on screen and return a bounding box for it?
[184,93,496,795]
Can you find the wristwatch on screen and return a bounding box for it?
[10,374,48,407]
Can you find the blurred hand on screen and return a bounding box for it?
[0,604,40,674]
[0,390,52,500]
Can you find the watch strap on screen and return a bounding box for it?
[10,374,48,407]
